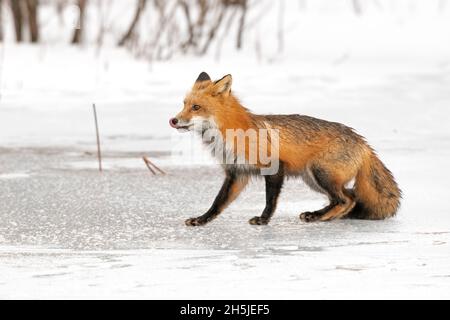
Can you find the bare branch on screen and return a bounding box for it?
[118,0,147,47]
[72,0,87,44]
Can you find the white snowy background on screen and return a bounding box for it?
[0,0,450,299]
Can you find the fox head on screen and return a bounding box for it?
[169,72,233,133]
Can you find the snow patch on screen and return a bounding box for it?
[0,173,30,180]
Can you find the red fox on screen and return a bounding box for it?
[170,72,401,226]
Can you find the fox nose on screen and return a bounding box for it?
[169,118,179,128]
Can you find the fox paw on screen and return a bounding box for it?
[249,216,269,225]
[185,217,207,226]
[299,212,320,222]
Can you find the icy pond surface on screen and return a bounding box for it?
[0,146,449,299]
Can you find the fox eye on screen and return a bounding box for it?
[192,105,201,111]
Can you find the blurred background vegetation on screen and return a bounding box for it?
[2,0,448,61]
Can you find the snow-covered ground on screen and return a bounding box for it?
[1,2,450,299]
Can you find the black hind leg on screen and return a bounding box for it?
[300,201,337,222]
[301,188,355,221]
[300,167,355,222]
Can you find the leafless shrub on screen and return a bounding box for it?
[0,0,265,59]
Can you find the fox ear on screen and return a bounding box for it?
[212,74,232,96]
[196,72,211,83]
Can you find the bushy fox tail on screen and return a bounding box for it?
[348,151,401,219]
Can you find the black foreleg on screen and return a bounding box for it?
[249,164,285,225]
[185,171,249,226]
